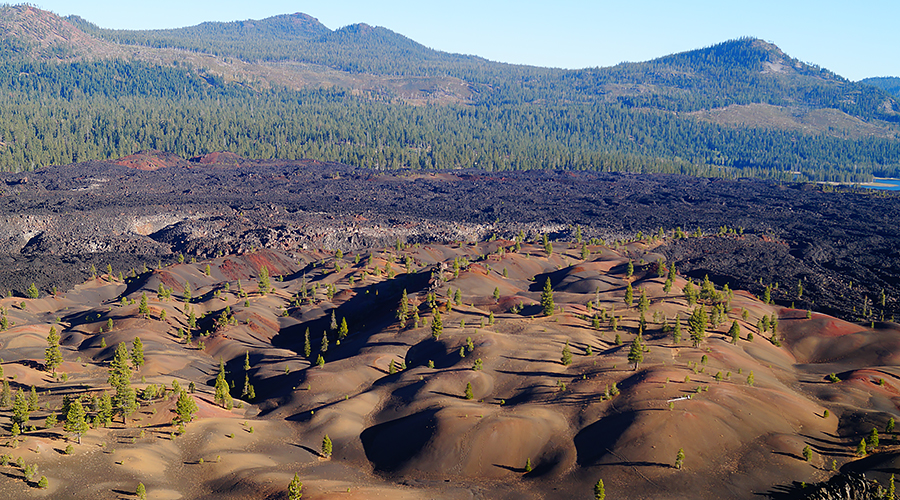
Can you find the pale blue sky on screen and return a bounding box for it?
[32,1,899,81]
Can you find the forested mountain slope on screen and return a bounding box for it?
[0,4,899,181]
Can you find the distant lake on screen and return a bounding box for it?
[865,178,900,191]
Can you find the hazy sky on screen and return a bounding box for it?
[33,0,899,81]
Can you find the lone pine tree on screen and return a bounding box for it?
[64,397,89,444]
[541,278,554,316]
[44,326,62,374]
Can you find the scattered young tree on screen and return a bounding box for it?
[728,321,741,344]
[337,318,349,341]
[464,382,474,400]
[258,266,272,295]
[747,370,755,387]
[175,390,199,424]
[624,282,633,307]
[541,278,555,316]
[131,337,145,369]
[288,473,303,500]
[136,482,147,500]
[45,326,63,374]
[213,359,233,409]
[888,417,896,434]
[626,260,634,278]
[673,316,682,344]
[138,292,150,317]
[594,479,605,500]
[802,444,812,462]
[397,289,409,327]
[12,389,30,427]
[321,434,333,458]
[628,335,644,370]
[638,288,649,314]
[26,282,39,299]
[675,448,685,469]
[867,428,880,449]
[688,306,708,347]
[64,397,88,444]
[856,438,867,457]
[561,341,572,366]
[302,327,312,358]
[431,309,443,340]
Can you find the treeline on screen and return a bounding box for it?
[67,18,900,123]
[0,58,898,181]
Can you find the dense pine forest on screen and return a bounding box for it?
[0,5,899,181]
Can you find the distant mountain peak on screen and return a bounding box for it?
[0,4,117,58]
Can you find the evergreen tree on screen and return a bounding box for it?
[0,379,10,408]
[728,321,741,344]
[337,318,349,341]
[175,390,199,424]
[45,326,63,374]
[26,282,39,299]
[867,428,880,448]
[561,341,572,366]
[184,281,192,302]
[626,260,634,278]
[303,328,312,358]
[321,434,333,458]
[541,278,555,316]
[12,389,30,427]
[258,266,272,295]
[689,306,708,347]
[432,309,443,340]
[700,275,717,303]
[214,359,233,409]
[320,330,329,353]
[856,438,867,457]
[594,479,605,500]
[288,473,303,500]
[673,316,682,344]
[97,392,113,426]
[802,444,812,462]
[131,337,145,369]
[28,385,39,410]
[628,335,644,370]
[136,483,147,500]
[64,397,88,444]
[397,289,409,327]
[675,448,685,469]
[464,382,474,400]
[638,288,649,314]
[624,282,633,307]
[683,281,697,306]
[138,293,150,317]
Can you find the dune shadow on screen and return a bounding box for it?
[361,409,438,472]
[289,442,322,458]
[602,460,671,468]
[771,451,803,461]
[492,463,525,473]
[501,355,551,364]
[574,412,636,466]
[428,390,464,399]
